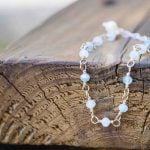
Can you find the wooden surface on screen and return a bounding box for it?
[0,0,150,149]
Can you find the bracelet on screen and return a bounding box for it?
[79,21,150,127]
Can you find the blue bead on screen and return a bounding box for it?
[123,75,133,85]
[86,99,96,109]
[79,49,89,59]
[92,36,103,46]
[129,50,140,60]
[119,103,128,112]
[100,117,111,127]
[80,72,90,82]
[84,42,94,52]
[107,32,117,41]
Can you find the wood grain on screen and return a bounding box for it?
[0,0,150,149]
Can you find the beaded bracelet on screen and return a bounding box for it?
[79,21,150,127]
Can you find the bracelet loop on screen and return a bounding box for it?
[122,87,129,101]
[80,59,87,71]
[127,60,135,68]
[79,21,149,128]
[91,111,100,124]
[82,83,90,91]
[112,119,121,127]
[85,90,91,100]
[112,115,121,127]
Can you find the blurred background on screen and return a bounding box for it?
[0,0,77,51]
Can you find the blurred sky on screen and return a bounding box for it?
[0,0,77,50]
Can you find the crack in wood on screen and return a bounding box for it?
[141,111,150,135]
[0,73,32,105]
[36,81,67,121]
[141,79,145,103]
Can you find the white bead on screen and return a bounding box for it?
[92,36,103,46]
[102,21,120,41]
[84,42,94,52]
[106,32,117,41]
[119,103,128,112]
[80,72,90,82]
[79,49,89,59]
[86,99,96,109]
[102,21,119,34]
[123,75,133,85]
[129,50,140,60]
[100,117,111,127]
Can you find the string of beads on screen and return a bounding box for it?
[79,21,150,127]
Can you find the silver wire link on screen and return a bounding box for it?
[133,44,142,52]
[124,59,134,102]
[85,90,91,100]
[90,110,100,124]
[82,83,91,99]
[80,59,87,71]
[122,87,129,102]
[111,118,121,127]
[111,112,122,127]
[114,112,122,121]
[82,82,90,91]
[127,59,135,68]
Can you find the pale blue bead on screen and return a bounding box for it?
[80,72,90,82]
[129,50,140,60]
[79,49,89,59]
[86,99,96,109]
[119,103,128,112]
[107,32,117,41]
[84,42,94,52]
[123,75,133,85]
[136,44,147,54]
[92,36,103,46]
[100,117,111,127]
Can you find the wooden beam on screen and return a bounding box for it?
[0,0,149,149]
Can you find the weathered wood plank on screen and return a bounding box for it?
[0,0,149,65]
[0,0,150,149]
